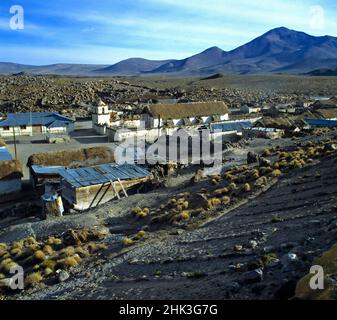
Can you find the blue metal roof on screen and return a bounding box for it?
[304,118,337,127]
[31,165,67,175]
[211,121,252,132]
[60,163,152,188]
[0,112,74,127]
[0,147,13,161]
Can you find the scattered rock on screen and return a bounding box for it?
[57,270,70,283]
[242,268,264,284]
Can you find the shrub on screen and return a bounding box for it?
[25,272,43,286]
[62,256,79,269]
[43,245,54,256]
[180,211,190,221]
[136,211,148,219]
[228,182,237,191]
[135,230,146,239]
[271,169,282,178]
[41,259,57,271]
[222,196,231,205]
[131,207,142,215]
[34,250,46,261]
[74,246,90,258]
[44,268,54,276]
[211,198,222,207]
[213,187,229,196]
[0,243,7,251]
[243,183,251,192]
[60,246,75,258]
[72,254,82,264]
[122,238,134,247]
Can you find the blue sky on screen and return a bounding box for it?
[0,0,337,65]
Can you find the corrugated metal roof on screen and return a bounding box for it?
[304,118,337,127]
[31,165,67,175]
[61,163,152,188]
[0,147,13,161]
[211,121,252,132]
[0,112,74,127]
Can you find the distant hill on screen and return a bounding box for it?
[1,27,337,76]
[306,68,337,76]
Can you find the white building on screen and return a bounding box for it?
[240,105,261,114]
[141,101,229,129]
[0,112,75,137]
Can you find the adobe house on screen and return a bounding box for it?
[140,101,229,129]
[27,146,115,189]
[60,163,153,211]
[0,112,75,137]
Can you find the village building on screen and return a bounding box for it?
[0,112,75,137]
[106,102,230,143]
[304,118,337,128]
[92,99,141,135]
[141,102,229,129]
[210,121,253,141]
[27,146,115,190]
[240,104,261,114]
[315,108,337,120]
[0,139,23,198]
[242,127,285,140]
[60,163,153,211]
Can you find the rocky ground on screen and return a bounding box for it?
[1,74,337,119]
[1,131,337,300]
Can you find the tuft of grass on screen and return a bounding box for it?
[44,268,54,276]
[74,246,90,258]
[135,230,146,240]
[122,238,134,247]
[34,250,46,261]
[180,211,190,221]
[271,169,282,178]
[42,245,54,256]
[243,183,251,192]
[25,272,43,287]
[41,259,57,271]
[222,196,231,205]
[62,256,79,269]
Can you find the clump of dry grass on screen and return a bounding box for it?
[34,250,46,261]
[25,272,43,287]
[271,169,282,178]
[122,238,134,247]
[222,196,231,205]
[243,183,251,192]
[180,211,190,221]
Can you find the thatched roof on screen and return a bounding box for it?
[0,160,23,180]
[0,138,6,147]
[316,108,337,119]
[144,102,229,120]
[255,117,295,129]
[27,147,115,168]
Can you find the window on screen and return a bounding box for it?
[20,125,26,130]
[3,126,10,131]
